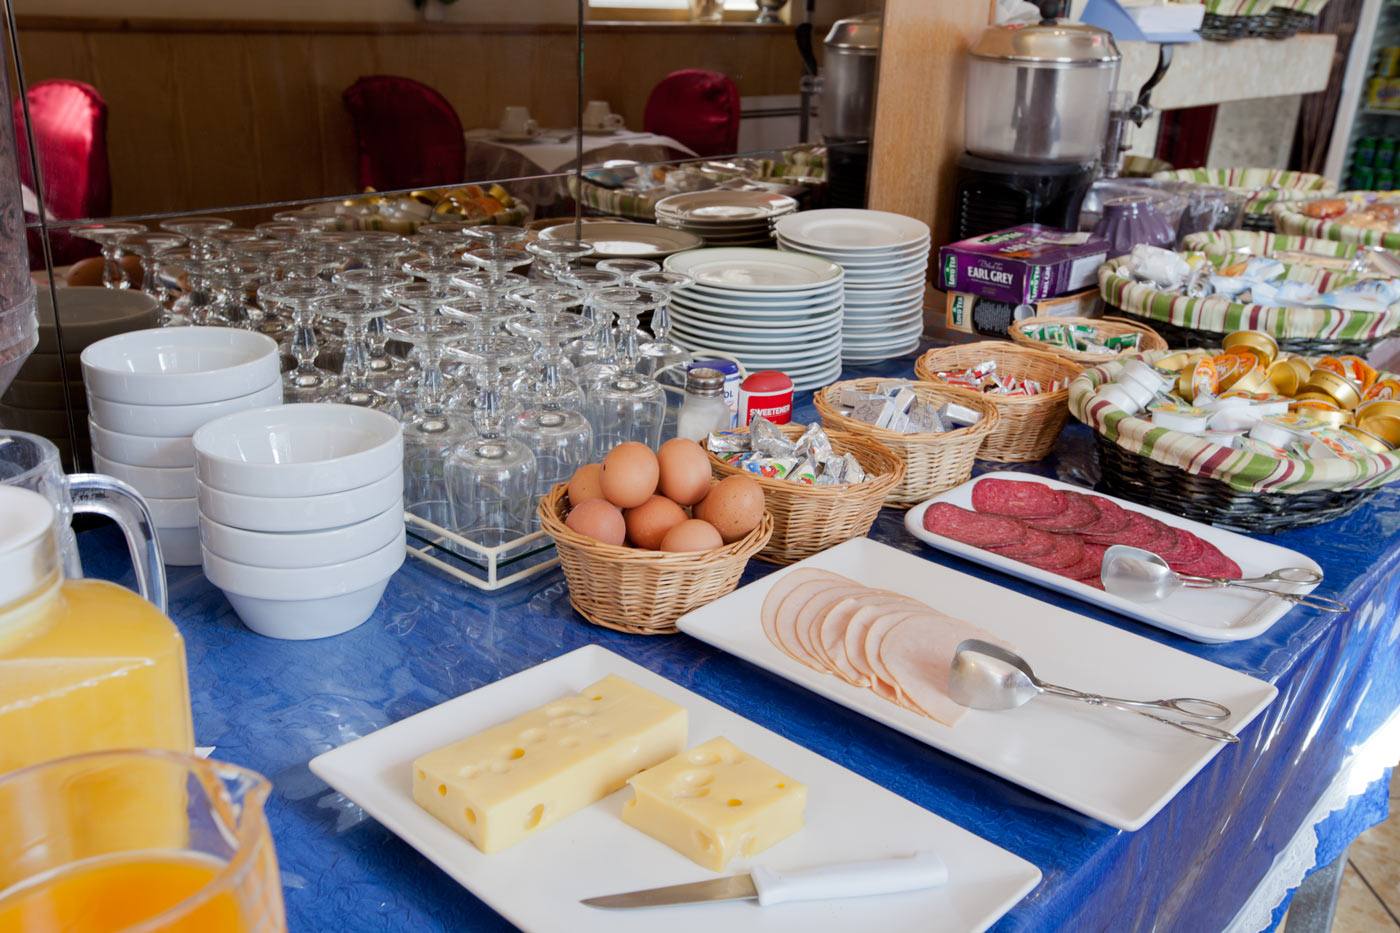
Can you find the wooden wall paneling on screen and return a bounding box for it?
[866,0,993,249]
[307,33,383,196]
[170,34,263,212]
[245,32,326,205]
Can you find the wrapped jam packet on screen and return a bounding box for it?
[937,402,983,428]
[905,402,946,434]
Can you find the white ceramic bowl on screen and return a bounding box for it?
[88,382,282,437]
[155,524,201,566]
[81,326,280,405]
[198,503,404,569]
[37,287,161,354]
[193,404,404,498]
[202,530,405,640]
[145,495,198,528]
[195,467,402,533]
[93,452,196,499]
[88,419,196,468]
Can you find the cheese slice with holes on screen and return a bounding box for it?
[411,674,687,854]
[621,736,806,872]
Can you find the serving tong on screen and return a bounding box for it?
[1100,545,1348,613]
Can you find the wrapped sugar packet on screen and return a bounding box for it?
[937,401,982,428]
[840,452,866,483]
[853,396,895,427]
[749,414,795,457]
[792,422,835,464]
[707,431,750,453]
[905,402,946,433]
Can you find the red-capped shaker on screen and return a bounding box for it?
[738,369,793,425]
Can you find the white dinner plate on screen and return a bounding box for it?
[840,260,931,278]
[669,314,839,342]
[677,538,1277,831]
[669,328,840,360]
[844,290,925,307]
[778,245,930,270]
[543,221,703,258]
[681,281,846,304]
[843,272,928,291]
[844,316,924,334]
[774,210,931,251]
[655,190,798,221]
[843,296,924,313]
[309,647,1041,933]
[791,362,845,391]
[673,293,843,316]
[903,472,1325,644]
[666,249,844,291]
[777,235,930,259]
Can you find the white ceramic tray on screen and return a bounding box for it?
[309,646,1041,933]
[904,472,1324,643]
[676,538,1277,831]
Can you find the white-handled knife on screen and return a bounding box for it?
[581,851,947,910]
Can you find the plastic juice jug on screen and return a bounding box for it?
[0,749,287,932]
[0,485,193,778]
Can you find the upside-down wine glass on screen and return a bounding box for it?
[452,270,529,317]
[464,225,526,255]
[388,312,479,531]
[445,336,539,548]
[234,240,298,340]
[585,286,668,451]
[152,246,213,326]
[415,221,478,262]
[631,270,696,381]
[336,268,414,381]
[557,268,623,369]
[206,260,269,329]
[384,281,468,405]
[507,312,594,515]
[258,279,340,402]
[403,256,475,290]
[313,293,403,417]
[118,231,188,318]
[525,238,594,281]
[596,258,660,348]
[72,222,146,288]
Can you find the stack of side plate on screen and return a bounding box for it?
[774,208,932,363]
[662,248,844,391]
[538,220,703,262]
[654,190,798,249]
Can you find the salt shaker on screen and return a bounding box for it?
[677,368,733,441]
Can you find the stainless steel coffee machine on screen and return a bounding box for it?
[798,11,881,207]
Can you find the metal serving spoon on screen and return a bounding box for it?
[948,639,1240,744]
[1100,546,1348,613]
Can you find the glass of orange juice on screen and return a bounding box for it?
[0,749,286,933]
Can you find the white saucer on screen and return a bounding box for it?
[665,248,843,291]
[775,209,931,251]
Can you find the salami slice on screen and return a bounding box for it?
[1056,542,1109,582]
[1082,510,1168,549]
[1164,529,1206,571]
[923,502,1028,548]
[1079,495,1132,535]
[1024,533,1086,570]
[1026,492,1102,533]
[1175,540,1242,579]
[986,525,1059,560]
[971,477,1068,519]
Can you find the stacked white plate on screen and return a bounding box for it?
[774,209,932,363]
[193,404,405,640]
[80,327,282,565]
[662,248,844,391]
[654,190,797,248]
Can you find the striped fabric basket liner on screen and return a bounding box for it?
[1273,199,1400,251]
[1181,230,1368,262]
[1152,168,1336,218]
[1098,255,1400,343]
[1070,352,1400,494]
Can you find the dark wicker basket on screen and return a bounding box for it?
[1259,7,1314,38]
[1199,12,1267,40]
[1103,310,1389,357]
[1094,433,1380,533]
[1241,212,1277,232]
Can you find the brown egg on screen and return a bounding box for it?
[656,437,712,506]
[660,518,723,553]
[624,495,688,550]
[567,462,605,505]
[600,442,659,509]
[65,256,106,287]
[692,481,718,522]
[564,499,626,546]
[700,475,765,543]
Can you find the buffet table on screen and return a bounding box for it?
[77,349,1400,933]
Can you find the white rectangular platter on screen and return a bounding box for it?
[676,538,1277,831]
[903,471,1325,643]
[309,645,1041,933]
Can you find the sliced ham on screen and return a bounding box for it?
[863,610,931,713]
[878,614,990,727]
[817,593,924,686]
[792,585,872,679]
[773,578,854,671]
[761,568,851,665]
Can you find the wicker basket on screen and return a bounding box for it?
[913,342,1082,462]
[705,422,905,564]
[813,379,998,506]
[537,483,772,635]
[1008,316,1167,365]
[1093,434,1379,533]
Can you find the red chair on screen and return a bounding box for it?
[13,79,110,268]
[342,75,466,192]
[643,69,741,158]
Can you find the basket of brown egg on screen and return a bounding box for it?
[538,439,773,635]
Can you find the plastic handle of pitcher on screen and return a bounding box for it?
[67,473,168,615]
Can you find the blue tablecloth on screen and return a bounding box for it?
[76,350,1400,933]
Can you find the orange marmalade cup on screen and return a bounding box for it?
[0,749,287,933]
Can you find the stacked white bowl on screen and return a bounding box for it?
[80,327,282,565]
[192,404,405,640]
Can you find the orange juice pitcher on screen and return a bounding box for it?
[0,485,194,776]
[0,749,286,933]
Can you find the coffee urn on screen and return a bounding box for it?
[810,13,881,208]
